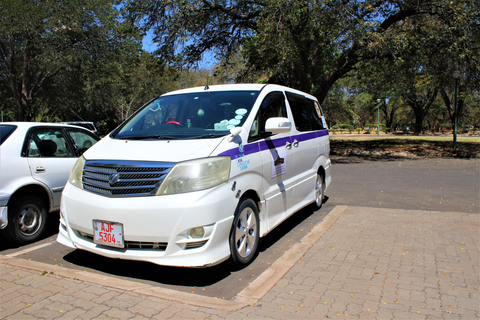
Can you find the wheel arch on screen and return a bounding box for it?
[317,165,326,180]
[315,154,331,191]
[8,185,51,212]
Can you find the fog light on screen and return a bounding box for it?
[59,210,66,222]
[189,227,205,239]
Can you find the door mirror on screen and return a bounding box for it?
[265,117,292,134]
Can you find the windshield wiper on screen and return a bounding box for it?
[190,133,227,139]
[118,135,178,140]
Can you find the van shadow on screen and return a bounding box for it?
[63,249,236,287]
[62,198,329,288]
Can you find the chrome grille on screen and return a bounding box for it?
[83,160,175,197]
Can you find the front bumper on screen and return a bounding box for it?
[0,206,7,229]
[0,193,10,229]
[57,182,237,267]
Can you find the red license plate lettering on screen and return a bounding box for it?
[93,220,124,248]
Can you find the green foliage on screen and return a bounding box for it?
[0,0,142,122]
[127,0,473,106]
[1,0,478,134]
[339,124,354,133]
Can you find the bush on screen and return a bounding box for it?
[330,125,339,134]
[338,124,354,133]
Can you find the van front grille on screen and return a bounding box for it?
[82,160,175,197]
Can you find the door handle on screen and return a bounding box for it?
[286,141,292,150]
[293,139,299,148]
[36,166,46,173]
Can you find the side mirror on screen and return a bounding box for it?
[265,117,292,134]
[228,126,243,142]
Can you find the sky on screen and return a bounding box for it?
[141,30,156,53]
[141,30,215,70]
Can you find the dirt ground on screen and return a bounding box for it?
[330,134,480,156]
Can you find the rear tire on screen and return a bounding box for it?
[313,171,325,210]
[4,195,47,244]
[229,198,260,267]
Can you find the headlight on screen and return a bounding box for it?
[156,157,230,195]
[68,155,85,189]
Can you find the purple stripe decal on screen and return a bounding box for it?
[219,129,329,160]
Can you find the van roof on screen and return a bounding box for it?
[161,84,318,101]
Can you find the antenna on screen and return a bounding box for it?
[70,109,85,121]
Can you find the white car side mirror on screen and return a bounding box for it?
[265,117,292,134]
[228,126,243,142]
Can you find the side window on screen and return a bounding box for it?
[67,129,98,152]
[311,101,325,130]
[27,128,75,158]
[286,92,325,131]
[248,92,287,142]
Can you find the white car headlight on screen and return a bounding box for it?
[156,157,230,195]
[68,155,85,189]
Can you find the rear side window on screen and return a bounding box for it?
[26,128,75,157]
[286,92,325,131]
[0,125,17,145]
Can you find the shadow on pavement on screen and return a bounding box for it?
[62,198,329,289]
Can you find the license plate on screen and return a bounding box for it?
[93,220,124,248]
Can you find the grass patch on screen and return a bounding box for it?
[330,135,480,154]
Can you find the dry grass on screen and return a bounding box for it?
[330,134,480,155]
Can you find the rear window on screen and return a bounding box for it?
[74,123,95,131]
[0,125,17,145]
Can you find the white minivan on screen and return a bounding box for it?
[57,84,331,267]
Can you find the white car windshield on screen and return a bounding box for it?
[114,91,260,140]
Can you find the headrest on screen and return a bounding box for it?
[38,140,57,156]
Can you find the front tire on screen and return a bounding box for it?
[4,195,47,244]
[229,198,260,267]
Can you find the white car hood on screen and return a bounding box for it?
[83,136,225,163]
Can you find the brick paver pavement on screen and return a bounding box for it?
[1,206,479,319]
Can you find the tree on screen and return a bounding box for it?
[127,0,455,105]
[335,0,479,133]
[0,0,142,121]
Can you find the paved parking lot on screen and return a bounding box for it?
[1,156,479,319]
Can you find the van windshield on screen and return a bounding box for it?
[113,91,260,140]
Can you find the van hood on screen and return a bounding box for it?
[83,136,226,163]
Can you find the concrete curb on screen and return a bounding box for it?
[0,205,347,312]
[237,205,346,300]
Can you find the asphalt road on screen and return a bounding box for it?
[1,156,478,300]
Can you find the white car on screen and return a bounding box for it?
[0,122,99,244]
[57,84,331,267]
